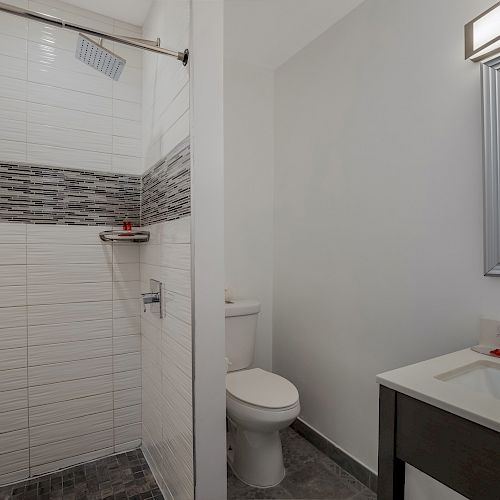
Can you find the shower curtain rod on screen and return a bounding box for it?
[0,1,189,65]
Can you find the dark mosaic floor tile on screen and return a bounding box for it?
[0,450,163,500]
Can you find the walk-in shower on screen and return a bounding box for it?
[0,0,193,497]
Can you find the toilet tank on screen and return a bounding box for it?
[225,300,261,372]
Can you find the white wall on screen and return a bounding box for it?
[273,0,498,497]
[140,218,193,500]
[224,59,274,370]
[0,0,143,174]
[142,0,190,172]
[191,0,226,497]
[0,223,141,485]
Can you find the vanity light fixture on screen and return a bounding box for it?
[466,1,500,61]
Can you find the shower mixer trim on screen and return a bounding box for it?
[142,279,164,318]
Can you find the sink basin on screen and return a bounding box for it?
[435,361,500,400]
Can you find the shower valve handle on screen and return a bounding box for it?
[142,292,160,312]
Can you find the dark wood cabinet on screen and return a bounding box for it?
[378,385,500,500]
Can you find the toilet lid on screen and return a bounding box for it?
[226,368,299,409]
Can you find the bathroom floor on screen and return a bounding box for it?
[227,428,377,500]
[0,450,162,500]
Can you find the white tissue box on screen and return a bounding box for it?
[479,318,500,347]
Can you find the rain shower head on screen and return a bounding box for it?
[75,34,126,81]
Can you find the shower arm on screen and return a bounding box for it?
[0,1,189,65]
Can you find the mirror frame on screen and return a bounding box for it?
[482,55,500,275]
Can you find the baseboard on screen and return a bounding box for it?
[291,418,378,493]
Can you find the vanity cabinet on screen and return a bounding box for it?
[378,385,500,500]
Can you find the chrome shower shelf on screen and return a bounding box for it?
[99,230,150,243]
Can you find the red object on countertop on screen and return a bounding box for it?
[490,348,500,357]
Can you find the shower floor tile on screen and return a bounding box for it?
[0,449,163,500]
[227,427,377,500]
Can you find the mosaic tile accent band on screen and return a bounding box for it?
[0,137,191,226]
[141,137,191,226]
[0,163,141,226]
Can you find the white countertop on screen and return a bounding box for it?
[377,348,500,433]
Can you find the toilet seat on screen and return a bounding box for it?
[226,368,299,410]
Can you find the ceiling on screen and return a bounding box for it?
[225,0,365,69]
[62,0,153,27]
[57,0,363,65]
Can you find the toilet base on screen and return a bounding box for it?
[227,421,286,488]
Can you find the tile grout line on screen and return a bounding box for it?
[24,28,28,164]
[139,226,144,449]
[111,236,116,454]
[25,223,30,480]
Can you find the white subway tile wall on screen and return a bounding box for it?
[0,0,143,174]
[141,0,193,494]
[142,0,190,172]
[140,217,193,500]
[0,223,141,484]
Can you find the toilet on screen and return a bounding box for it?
[225,300,300,488]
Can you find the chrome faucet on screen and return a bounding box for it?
[142,292,160,308]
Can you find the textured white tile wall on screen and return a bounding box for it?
[0,222,28,486]
[0,223,141,484]
[141,1,192,491]
[140,217,193,500]
[142,0,190,173]
[0,0,143,174]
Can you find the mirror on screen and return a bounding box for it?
[482,55,500,275]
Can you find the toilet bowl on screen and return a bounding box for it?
[226,368,300,488]
[225,300,300,488]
